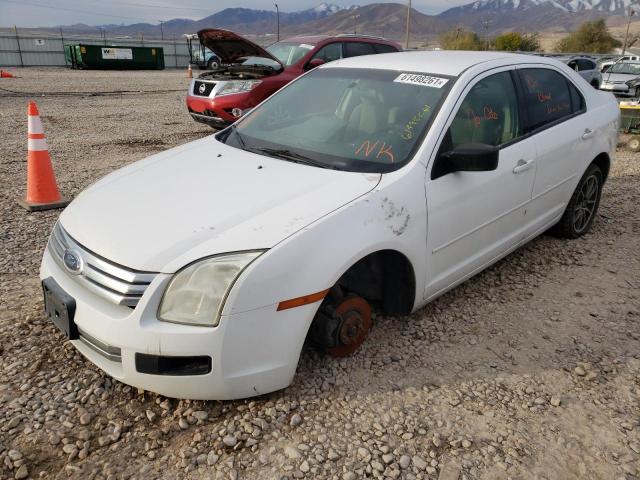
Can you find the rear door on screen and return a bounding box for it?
[424,68,537,299]
[515,67,591,235]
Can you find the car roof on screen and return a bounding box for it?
[281,34,395,45]
[324,50,544,76]
[280,35,330,45]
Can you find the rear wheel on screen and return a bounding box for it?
[207,58,219,70]
[552,163,603,238]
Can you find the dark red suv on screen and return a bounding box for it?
[186,29,401,128]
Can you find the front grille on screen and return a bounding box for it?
[48,223,157,308]
[193,80,215,97]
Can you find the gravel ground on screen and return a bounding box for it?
[0,68,639,480]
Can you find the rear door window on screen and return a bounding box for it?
[518,68,581,132]
[373,43,399,54]
[343,42,376,58]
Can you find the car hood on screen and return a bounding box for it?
[197,28,283,67]
[59,136,380,273]
[602,73,636,82]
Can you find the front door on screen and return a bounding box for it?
[424,69,537,300]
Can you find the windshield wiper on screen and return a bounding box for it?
[252,147,334,169]
[230,124,247,149]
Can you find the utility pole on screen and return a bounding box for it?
[622,6,636,56]
[159,20,164,40]
[482,19,490,50]
[405,0,412,49]
[275,4,280,42]
[353,14,360,34]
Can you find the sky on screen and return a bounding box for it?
[0,0,470,28]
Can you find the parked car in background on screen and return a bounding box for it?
[186,29,401,128]
[600,61,640,97]
[41,51,618,400]
[600,55,640,73]
[559,56,602,88]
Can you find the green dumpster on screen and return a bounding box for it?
[64,44,164,70]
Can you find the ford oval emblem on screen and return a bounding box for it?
[198,83,207,94]
[63,249,83,275]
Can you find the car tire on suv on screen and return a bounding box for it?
[552,163,603,239]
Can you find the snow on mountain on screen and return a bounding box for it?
[457,0,634,14]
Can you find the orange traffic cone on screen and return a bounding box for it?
[18,102,69,211]
[1,70,16,78]
[187,64,193,79]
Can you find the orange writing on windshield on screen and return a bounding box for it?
[356,140,395,163]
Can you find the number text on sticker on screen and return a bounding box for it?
[394,73,448,89]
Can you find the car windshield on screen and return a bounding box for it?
[220,67,453,173]
[609,63,640,75]
[266,42,315,66]
[240,56,281,69]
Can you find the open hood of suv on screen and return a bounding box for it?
[197,29,283,67]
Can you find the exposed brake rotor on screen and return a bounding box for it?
[326,296,372,357]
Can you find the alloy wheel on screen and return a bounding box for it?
[572,174,599,233]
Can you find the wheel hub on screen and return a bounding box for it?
[327,296,372,357]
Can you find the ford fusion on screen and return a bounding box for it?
[41,52,618,400]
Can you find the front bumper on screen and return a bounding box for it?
[40,247,316,400]
[186,93,254,129]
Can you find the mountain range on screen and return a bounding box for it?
[24,1,640,40]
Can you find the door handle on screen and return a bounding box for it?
[582,128,595,140]
[513,158,535,174]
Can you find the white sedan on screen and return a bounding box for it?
[40,52,619,400]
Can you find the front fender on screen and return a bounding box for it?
[224,163,428,318]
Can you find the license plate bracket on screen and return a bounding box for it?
[42,277,78,340]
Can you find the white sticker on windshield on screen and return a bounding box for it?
[299,44,314,50]
[394,73,448,88]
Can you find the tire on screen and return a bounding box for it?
[207,58,219,70]
[552,163,603,239]
[628,136,640,153]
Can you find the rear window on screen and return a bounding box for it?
[519,68,583,132]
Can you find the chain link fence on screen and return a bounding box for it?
[0,28,190,68]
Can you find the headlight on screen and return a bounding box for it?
[158,251,264,327]
[216,80,262,96]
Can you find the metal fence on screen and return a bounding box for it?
[0,30,191,68]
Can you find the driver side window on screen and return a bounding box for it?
[432,71,520,179]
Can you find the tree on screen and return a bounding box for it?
[493,32,541,51]
[555,19,621,53]
[440,29,483,50]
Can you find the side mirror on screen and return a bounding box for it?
[441,143,499,173]
[305,58,325,70]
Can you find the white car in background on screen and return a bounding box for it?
[600,61,640,97]
[41,52,618,400]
